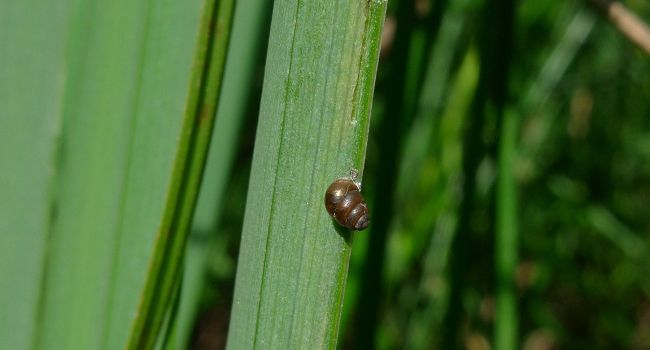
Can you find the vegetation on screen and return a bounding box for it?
[2,0,650,349]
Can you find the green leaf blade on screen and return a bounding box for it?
[24,0,215,348]
[227,0,387,349]
[0,1,68,348]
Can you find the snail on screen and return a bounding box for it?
[324,178,369,230]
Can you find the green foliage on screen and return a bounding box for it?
[0,0,232,348]
[0,1,67,348]
[3,0,650,349]
[226,0,387,348]
[173,0,269,348]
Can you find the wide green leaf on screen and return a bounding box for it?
[0,1,67,348]
[1,0,225,348]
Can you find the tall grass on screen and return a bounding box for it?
[3,0,650,349]
[0,0,233,348]
[226,0,387,348]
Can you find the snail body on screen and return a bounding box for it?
[324,178,369,230]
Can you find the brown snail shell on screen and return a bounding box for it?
[324,178,369,230]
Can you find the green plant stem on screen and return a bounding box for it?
[226,0,387,348]
[173,1,271,348]
[495,108,519,350]
[489,0,517,348]
[127,0,235,348]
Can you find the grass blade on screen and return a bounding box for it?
[495,107,519,350]
[27,0,224,348]
[0,1,67,348]
[174,0,271,347]
[125,0,235,348]
[226,0,387,348]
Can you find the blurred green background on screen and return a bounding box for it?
[187,0,650,349]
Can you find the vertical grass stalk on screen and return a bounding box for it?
[495,108,519,350]
[226,0,387,348]
[173,0,271,347]
[126,0,235,348]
